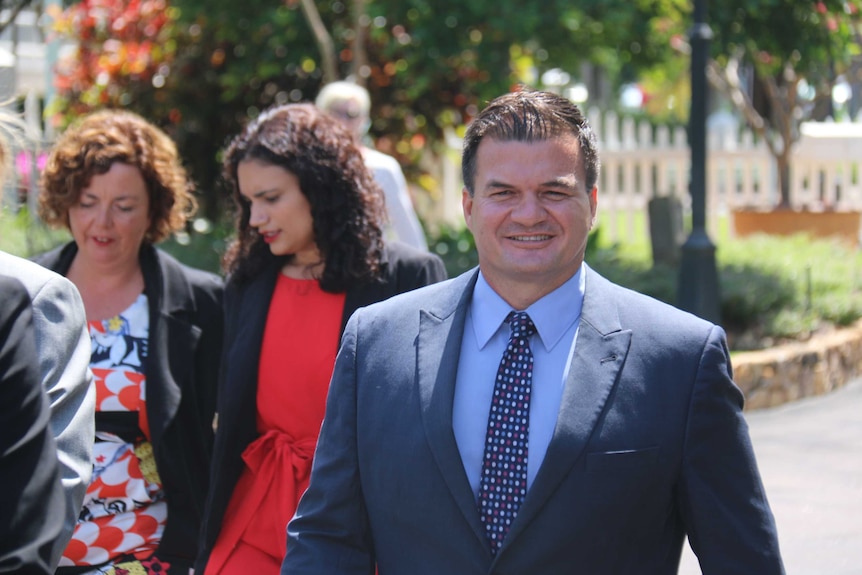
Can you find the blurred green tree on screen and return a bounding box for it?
[704,0,862,207]
[43,0,721,220]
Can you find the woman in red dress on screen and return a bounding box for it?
[195,103,447,574]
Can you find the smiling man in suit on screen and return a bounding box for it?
[282,89,784,574]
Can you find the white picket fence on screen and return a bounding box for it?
[593,110,862,244]
[5,107,862,249]
[428,109,862,245]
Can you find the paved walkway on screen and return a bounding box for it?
[678,379,862,574]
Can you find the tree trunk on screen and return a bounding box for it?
[761,68,799,209]
[707,57,805,210]
[299,0,338,84]
[775,149,792,209]
[351,0,368,84]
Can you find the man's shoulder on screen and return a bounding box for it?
[362,147,401,171]
[0,273,29,304]
[586,266,717,334]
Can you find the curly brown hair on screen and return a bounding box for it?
[38,109,196,243]
[222,103,385,292]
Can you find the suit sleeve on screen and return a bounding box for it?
[679,325,784,574]
[282,312,375,575]
[0,277,66,574]
[28,274,95,563]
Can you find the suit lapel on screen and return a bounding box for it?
[502,266,632,548]
[416,269,489,548]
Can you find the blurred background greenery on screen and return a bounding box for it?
[2,0,862,352]
[12,0,856,221]
[5,206,862,353]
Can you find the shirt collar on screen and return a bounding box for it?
[470,264,585,353]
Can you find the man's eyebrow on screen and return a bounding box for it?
[484,176,579,190]
[542,174,579,189]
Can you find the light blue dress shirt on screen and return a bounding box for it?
[453,265,585,498]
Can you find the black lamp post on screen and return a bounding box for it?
[677,0,721,323]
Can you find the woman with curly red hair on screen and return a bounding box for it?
[194,103,446,574]
[36,109,224,575]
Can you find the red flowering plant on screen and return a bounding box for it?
[46,0,179,129]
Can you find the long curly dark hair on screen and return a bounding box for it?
[222,103,386,292]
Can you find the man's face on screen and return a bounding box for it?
[327,98,366,138]
[462,135,597,308]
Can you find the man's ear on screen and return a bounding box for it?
[462,187,473,229]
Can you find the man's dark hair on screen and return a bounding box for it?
[461,89,600,195]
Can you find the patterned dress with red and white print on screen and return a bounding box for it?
[58,294,171,575]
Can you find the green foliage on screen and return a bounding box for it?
[587,212,862,350]
[709,0,861,78]
[46,0,699,218]
[576,228,862,351]
[429,223,478,278]
[0,208,71,257]
[587,236,677,304]
[719,264,796,330]
[158,218,233,275]
[717,233,862,347]
[705,1,862,204]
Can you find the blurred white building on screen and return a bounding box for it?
[0,7,49,102]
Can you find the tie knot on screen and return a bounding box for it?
[506,311,536,339]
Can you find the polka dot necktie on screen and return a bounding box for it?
[477,311,536,554]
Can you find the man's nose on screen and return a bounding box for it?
[511,192,546,224]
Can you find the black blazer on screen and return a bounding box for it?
[0,275,66,574]
[195,242,446,571]
[36,242,224,571]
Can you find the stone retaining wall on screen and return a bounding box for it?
[733,320,862,410]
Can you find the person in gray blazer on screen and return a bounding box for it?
[0,109,93,566]
[0,250,94,566]
[282,90,785,574]
[0,274,66,574]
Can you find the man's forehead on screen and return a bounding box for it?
[475,135,582,161]
[473,136,585,183]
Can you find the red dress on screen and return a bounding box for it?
[205,275,346,574]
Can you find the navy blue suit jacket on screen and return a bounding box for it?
[282,265,784,575]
